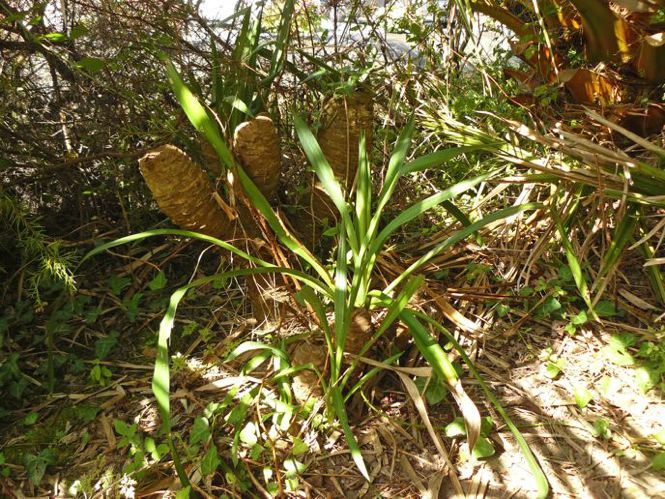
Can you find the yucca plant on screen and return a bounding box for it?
[81,59,550,495]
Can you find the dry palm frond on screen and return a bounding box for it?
[233,115,282,200]
[636,33,665,84]
[139,144,233,238]
[558,68,623,106]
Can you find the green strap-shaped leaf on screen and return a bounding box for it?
[402,144,494,175]
[165,62,333,286]
[333,217,350,373]
[386,203,542,293]
[371,174,490,256]
[294,114,359,255]
[414,311,549,499]
[551,206,596,318]
[165,61,235,169]
[355,133,371,241]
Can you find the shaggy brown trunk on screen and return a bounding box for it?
[199,139,223,176]
[139,145,233,238]
[343,308,374,356]
[290,309,374,403]
[291,91,373,250]
[317,90,373,188]
[291,340,327,403]
[233,115,282,200]
[291,183,338,250]
[139,143,281,322]
[232,116,285,321]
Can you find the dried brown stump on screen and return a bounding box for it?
[343,308,374,356]
[291,341,327,404]
[291,183,338,250]
[291,309,374,403]
[139,145,234,238]
[233,115,282,200]
[317,90,373,189]
[199,139,223,176]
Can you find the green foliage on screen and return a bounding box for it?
[3,2,665,496]
[148,271,168,291]
[95,331,119,359]
[601,334,665,393]
[114,418,168,474]
[0,452,9,478]
[200,444,221,475]
[652,453,665,472]
[573,385,593,409]
[0,353,28,402]
[89,361,112,387]
[0,190,76,306]
[603,333,637,367]
[77,53,551,491]
[565,310,588,336]
[24,449,56,486]
[592,418,611,440]
[539,347,565,379]
[415,374,448,405]
[445,415,496,460]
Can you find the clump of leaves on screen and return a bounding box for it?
[445,415,496,461]
[539,347,565,379]
[114,419,169,475]
[602,333,665,393]
[0,190,76,306]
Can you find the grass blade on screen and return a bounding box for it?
[296,287,334,355]
[551,206,596,318]
[80,229,332,297]
[591,205,638,305]
[638,224,665,305]
[386,203,542,293]
[371,174,490,256]
[262,0,295,87]
[400,309,481,452]
[415,311,550,499]
[226,341,289,362]
[82,228,263,266]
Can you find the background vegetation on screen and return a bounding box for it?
[1,0,664,497]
